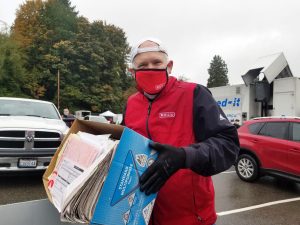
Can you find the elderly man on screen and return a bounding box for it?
[123,38,239,225]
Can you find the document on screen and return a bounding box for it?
[47,132,118,215]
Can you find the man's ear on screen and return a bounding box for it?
[167,60,173,74]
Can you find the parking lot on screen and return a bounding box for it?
[0,168,299,225]
[213,169,300,225]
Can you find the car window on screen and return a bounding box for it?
[248,122,265,134]
[258,122,289,140]
[291,122,300,142]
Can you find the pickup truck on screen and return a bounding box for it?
[0,97,69,172]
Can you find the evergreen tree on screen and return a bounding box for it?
[207,55,229,88]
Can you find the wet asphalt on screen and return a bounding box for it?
[0,172,46,205]
[213,169,300,225]
[0,168,299,225]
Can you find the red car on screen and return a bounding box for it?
[235,117,300,182]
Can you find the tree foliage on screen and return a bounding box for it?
[11,0,44,48]
[207,55,229,88]
[0,33,28,97]
[3,0,134,114]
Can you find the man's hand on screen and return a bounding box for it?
[139,142,186,195]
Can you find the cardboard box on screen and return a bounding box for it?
[43,119,157,225]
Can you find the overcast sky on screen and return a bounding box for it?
[1,0,299,85]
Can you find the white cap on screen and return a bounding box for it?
[130,37,168,63]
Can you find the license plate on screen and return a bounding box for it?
[18,159,37,168]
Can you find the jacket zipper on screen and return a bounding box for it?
[146,100,153,140]
[146,100,155,225]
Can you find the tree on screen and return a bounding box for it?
[67,19,131,113]
[207,55,229,88]
[8,0,132,113]
[0,33,28,97]
[11,0,79,96]
[11,0,44,48]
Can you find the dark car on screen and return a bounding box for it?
[235,117,300,183]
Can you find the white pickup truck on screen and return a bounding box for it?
[0,97,69,172]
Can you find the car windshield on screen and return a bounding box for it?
[0,99,60,119]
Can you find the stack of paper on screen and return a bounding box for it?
[47,132,119,223]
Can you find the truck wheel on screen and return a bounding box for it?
[235,154,259,182]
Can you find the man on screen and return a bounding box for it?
[123,38,239,225]
[61,108,75,127]
[233,119,241,129]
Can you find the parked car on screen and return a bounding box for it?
[0,97,69,172]
[84,115,109,123]
[235,116,300,183]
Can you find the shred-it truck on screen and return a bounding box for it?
[209,52,300,125]
[272,77,300,117]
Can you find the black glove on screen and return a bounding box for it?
[139,142,186,195]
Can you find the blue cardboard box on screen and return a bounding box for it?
[91,127,158,225]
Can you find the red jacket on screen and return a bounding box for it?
[124,76,239,225]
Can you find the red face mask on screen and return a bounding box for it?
[135,69,168,95]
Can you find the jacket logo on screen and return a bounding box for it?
[159,112,175,119]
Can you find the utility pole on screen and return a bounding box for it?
[57,69,60,111]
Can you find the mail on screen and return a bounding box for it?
[47,131,119,223]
